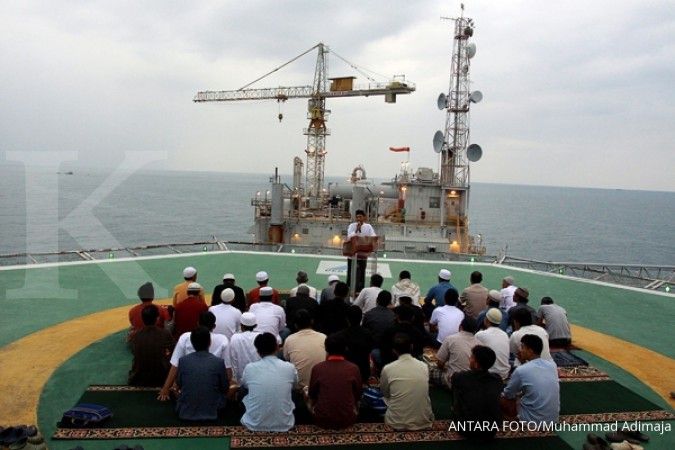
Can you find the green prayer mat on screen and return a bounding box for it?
[54,387,453,429]
[559,380,663,415]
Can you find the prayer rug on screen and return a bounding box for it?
[52,382,674,441]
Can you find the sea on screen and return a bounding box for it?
[1,165,673,266]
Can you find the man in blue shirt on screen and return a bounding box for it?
[176,327,228,421]
[241,332,298,431]
[502,334,559,424]
[424,269,455,307]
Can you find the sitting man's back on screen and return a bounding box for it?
[129,304,173,387]
[308,334,362,429]
[176,326,227,421]
[503,334,560,424]
[241,332,298,432]
[451,345,503,440]
[380,333,434,430]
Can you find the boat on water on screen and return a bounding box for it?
[0,9,673,450]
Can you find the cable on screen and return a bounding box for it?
[238,44,321,91]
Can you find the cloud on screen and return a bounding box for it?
[1,0,673,191]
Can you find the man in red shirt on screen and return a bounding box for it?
[247,271,280,307]
[307,334,362,429]
[173,282,208,338]
[128,282,170,342]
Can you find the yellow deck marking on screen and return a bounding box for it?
[570,324,675,409]
[0,307,671,425]
[0,299,173,425]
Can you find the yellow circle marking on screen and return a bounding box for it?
[0,307,672,425]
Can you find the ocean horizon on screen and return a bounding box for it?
[1,165,673,266]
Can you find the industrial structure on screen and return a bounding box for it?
[196,12,486,255]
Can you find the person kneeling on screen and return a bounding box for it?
[307,334,362,429]
[176,326,228,421]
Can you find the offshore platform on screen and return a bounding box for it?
[195,7,485,256]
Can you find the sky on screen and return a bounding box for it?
[1,0,673,191]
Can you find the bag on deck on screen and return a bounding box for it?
[59,403,113,427]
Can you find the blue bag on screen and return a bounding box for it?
[59,403,113,427]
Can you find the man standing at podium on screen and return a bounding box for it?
[346,209,377,294]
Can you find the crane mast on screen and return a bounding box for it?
[305,43,329,199]
[194,43,415,206]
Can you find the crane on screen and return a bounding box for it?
[194,43,415,200]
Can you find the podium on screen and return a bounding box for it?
[343,236,378,296]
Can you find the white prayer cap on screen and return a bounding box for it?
[438,269,452,280]
[183,266,197,278]
[259,286,274,296]
[488,290,502,303]
[240,312,257,327]
[223,273,235,281]
[221,288,235,303]
[187,282,202,292]
[255,271,269,282]
[328,275,340,283]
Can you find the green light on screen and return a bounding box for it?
[108,252,114,259]
[383,253,387,258]
[470,257,475,263]
[202,246,207,252]
[666,285,671,293]
[559,268,564,274]
[291,249,296,254]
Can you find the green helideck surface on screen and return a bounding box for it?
[0,251,671,450]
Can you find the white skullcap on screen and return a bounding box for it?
[503,276,515,285]
[187,282,202,292]
[240,312,257,327]
[488,289,502,303]
[221,288,235,303]
[328,274,340,283]
[259,286,274,296]
[183,266,197,278]
[438,269,452,280]
[223,273,235,280]
[255,271,269,282]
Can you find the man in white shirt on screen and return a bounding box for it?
[228,312,262,387]
[500,276,518,310]
[346,209,377,294]
[475,308,510,380]
[249,286,286,340]
[429,288,465,346]
[209,288,242,340]
[289,271,318,300]
[353,273,384,314]
[510,308,553,367]
[158,311,229,401]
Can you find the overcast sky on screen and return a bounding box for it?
[1,0,673,191]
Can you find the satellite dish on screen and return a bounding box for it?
[433,131,444,153]
[466,43,476,59]
[469,91,483,103]
[437,93,447,110]
[467,144,483,162]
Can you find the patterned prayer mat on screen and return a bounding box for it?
[52,383,675,442]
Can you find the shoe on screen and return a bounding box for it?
[605,432,641,445]
[622,430,649,442]
[609,441,643,450]
[587,433,611,449]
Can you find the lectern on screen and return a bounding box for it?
[342,236,378,297]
